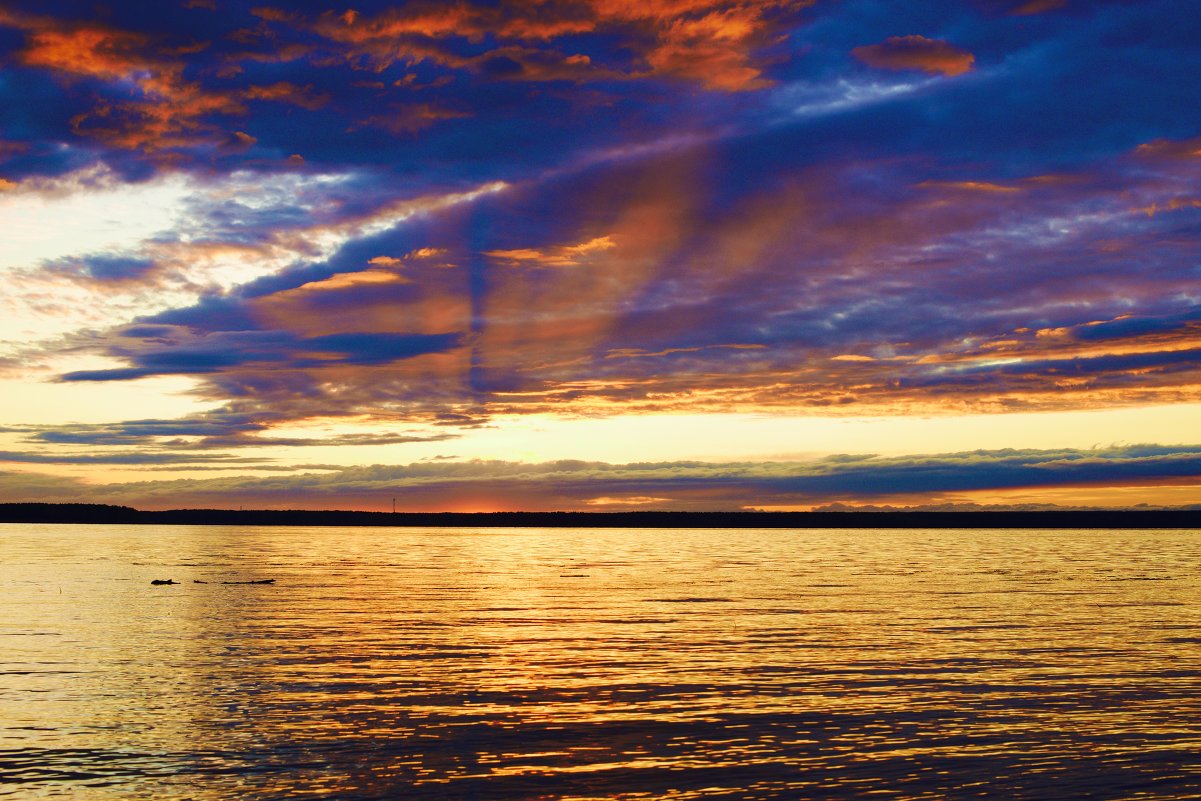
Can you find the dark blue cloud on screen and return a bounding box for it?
[149,296,262,330]
[20,415,457,449]
[32,416,259,444]
[305,332,461,365]
[1071,309,1201,342]
[0,449,266,465]
[961,348,1201,379]
[44,254,157,282]
[60,328,462,382]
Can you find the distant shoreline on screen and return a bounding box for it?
[2,502,1201,528]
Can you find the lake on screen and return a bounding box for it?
[2,524,1200,799]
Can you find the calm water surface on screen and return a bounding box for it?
[2,525,1200,799]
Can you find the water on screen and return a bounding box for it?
[2,525,1200,800]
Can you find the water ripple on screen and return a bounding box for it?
[1,525,1199,799]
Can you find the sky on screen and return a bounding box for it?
[3,0,1201,512]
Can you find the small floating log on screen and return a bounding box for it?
[219,579,275,585]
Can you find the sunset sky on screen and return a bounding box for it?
[3,0,1201,511]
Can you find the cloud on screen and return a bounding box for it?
[605,343,765,360]
[916,180,1021,193]
[0,139,31,161]
[633,4,787,91]
[0,8,249,153]
[0,470,89,499]
[25,415,259,445]
[6,0,1201,485]
[852,36,975,77]
[59,328,463,381]
[4,445,1201,510]
[1136,136,1201,161]
[293,268,409,292]
[485,234,617,267]
[300,0,815,92]
[197,432,459,448]
[0,450,268,465]
[220,130,258,152]
[1010,0,1067,15]
[43,253,158,282]
[31,117,1201,432]
[242,81,329,110]
[354,104,472,135]
[583,495,672,506]
[11,414,460,454]
[2,169,506,361]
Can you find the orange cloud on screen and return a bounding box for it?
[0,139,29,162]
[473,46,608,83]
[583,495,672,505]
[243,81,329,110]
[369,249,450,268]
[248,7,299,24]
[917,180,1021,193]
[638,4,780,90]
[221,130,257,151]
[0,9,250,152]
[852,35,975,77]
[354,104,471,134]
[563,235,616,256]
[1136,197,1201,218]
[606,343,765,359]
[68,91,246,153]
[486,235,617,267]
[14,20,153,81]
[1010,0,1067,15]
[313,4,482,42]
[292,270,409,293]
[0,10,328,153]
[1136,136,1201,161]
[297,0,812,91]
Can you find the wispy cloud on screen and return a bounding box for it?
[0,450,267,466]
[852,35,975,77]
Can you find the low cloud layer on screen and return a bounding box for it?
[3,445,1199,511]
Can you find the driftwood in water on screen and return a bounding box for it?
[192,578,275,585]
[154,578,274,586]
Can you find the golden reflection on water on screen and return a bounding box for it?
[2,525,1201,799]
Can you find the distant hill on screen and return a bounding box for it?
[2,503,1201,528]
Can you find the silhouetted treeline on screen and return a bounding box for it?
[0,503,143,523]
[3,502,1201,528]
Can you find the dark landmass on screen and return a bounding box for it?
[3,502,1201,528]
